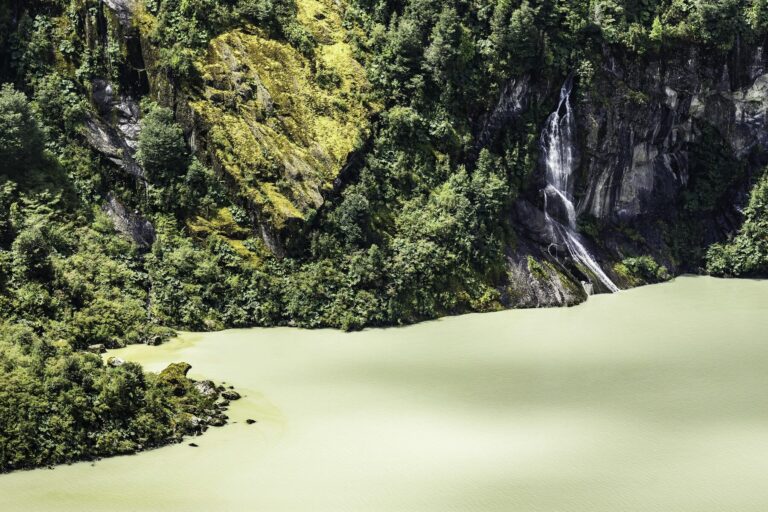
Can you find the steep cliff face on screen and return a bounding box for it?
[580,43,768,231]
[77,1,768,307]
[86,79,144,179]
[189,7,376,253]
[505,40,768,306]
[130,0,376,254]
[4,0,768,330]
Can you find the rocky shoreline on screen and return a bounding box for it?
[106,358,243,447]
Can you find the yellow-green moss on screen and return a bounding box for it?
[187,207,248,238]
[613,256,670,287]
[187,208,266,266]
[191,0,376,233]
[526,255,547,281]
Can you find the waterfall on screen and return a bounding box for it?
[541,78,620,294]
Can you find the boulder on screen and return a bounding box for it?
[145,335,163,346]
[188,415,202,429]
[221,390,241,401]
[193,380,218,398]
[107,357,125,367]
[158,362,193,397]
[208,415,227,427]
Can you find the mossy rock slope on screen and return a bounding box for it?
[191,0,375,245]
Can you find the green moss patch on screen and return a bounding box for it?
[192,0,376,232]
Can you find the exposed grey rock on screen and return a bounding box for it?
[85,80,144,179]
[103,0,136,27]
[504,44,768,299]
[208,415,227,427]
[513,199,554,246]
[500,236,587,309]
[87,344,106,354]
[107,357,125,368]
[579,47,768,225]
[476,75,531,153]
[84,116,141,176]
[188,416,202,429]
[193,380,218,398]
[749,46,765,81]
[717,73,768,158]
[145,335,163,346]
[102,194,156,249]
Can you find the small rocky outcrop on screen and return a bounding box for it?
[107,356,125,367]
[156,363,243,434]
[221,390,241,401]
[102,194,156,249]
[158,362,193,396]
[193,380,218,398]
[500,236,587,308]
[207,415,227,427]
[85,79,144,179]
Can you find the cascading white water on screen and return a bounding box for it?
[541,78,620,294]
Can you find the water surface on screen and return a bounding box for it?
[2,276,768,511]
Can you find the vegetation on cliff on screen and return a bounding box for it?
[707,168,768,277]
[0,0,767,471]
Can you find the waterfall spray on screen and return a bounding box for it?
[541,78,619,294]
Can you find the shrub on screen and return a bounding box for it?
[707,170,768,276]
[0,85,44,174]
[136,103,189,184]
[615,256,670,286]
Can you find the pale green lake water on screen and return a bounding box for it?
[2,276,768,511]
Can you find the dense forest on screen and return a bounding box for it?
[0,0,767,471]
